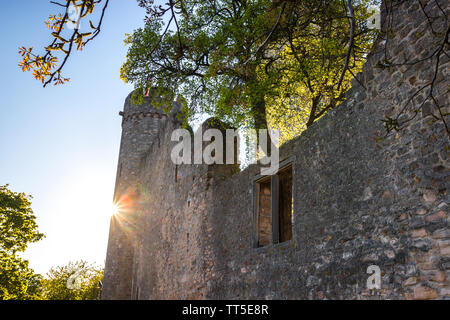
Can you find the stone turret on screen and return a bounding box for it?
[116,89,181,188]
[103,1,450,300]
[102,89,181,300]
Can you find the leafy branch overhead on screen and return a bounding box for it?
[122,0,379,135]
[19,0,378,134]
[18,0,109,87]
[18,1,447,137]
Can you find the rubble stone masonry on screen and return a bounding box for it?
[102,0,449,299]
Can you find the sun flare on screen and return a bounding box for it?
[111,203,120,216]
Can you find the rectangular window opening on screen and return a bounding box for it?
[255,163,293,248]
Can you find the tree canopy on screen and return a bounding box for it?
[121,0,379,136]
[18,0,110,86]
[41,260,103,300]
[19,0,379,136]
[0,185,44,300]
[18,0,448,136]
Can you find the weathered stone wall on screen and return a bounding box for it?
[103,0,449,300]
[103,92,182,299]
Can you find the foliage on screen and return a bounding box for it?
[41,260,103,300]
[18,0,109,87]
[266,0,379,142]
[376,0,449,136]
[0,185,44,300]
[122,0,279,130]
[121,0,380,136]
[0,252,44,300]
[19,1,448,137]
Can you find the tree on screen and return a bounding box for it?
[19,0,449,136]
[120,0,379,136]
[0,185,44,300]
[19,0,377,132]
[41,260,103,300]
[376,0,449,136]
[122,0,281,130]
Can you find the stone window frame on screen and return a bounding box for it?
[252,156,296,249]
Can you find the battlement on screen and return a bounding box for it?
[119,110,169,124]
[120,89,182,122]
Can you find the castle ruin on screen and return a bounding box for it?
[102,0,449,300]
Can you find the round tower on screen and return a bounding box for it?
[102,88,181,300]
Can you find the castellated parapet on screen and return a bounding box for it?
[103,0,449,300]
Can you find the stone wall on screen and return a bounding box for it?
[103,0,449,300]
[102,92,183,299]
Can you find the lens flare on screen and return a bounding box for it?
[111,203,120,216]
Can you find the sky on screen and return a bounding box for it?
[0,0,148,274]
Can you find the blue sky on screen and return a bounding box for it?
[0,0,147,274]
